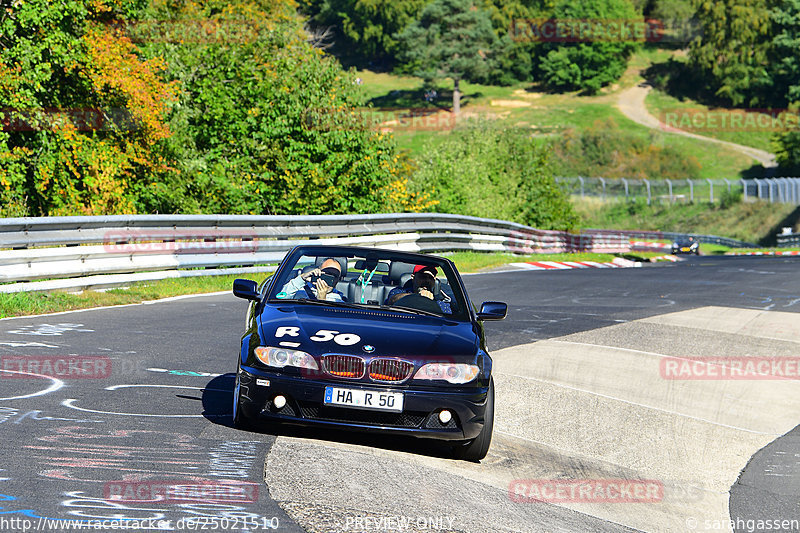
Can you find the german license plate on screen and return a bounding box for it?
[324,386,403,412]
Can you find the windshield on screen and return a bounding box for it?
[267,248,469,321]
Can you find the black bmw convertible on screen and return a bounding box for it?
[231,245,507,461]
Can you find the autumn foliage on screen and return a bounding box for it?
[0,0,429,216]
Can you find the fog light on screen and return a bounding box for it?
[273,395,287,410]
[438,410,452,424]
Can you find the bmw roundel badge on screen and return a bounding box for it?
[362,344,375,353]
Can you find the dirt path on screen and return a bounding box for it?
[617,83,778,169]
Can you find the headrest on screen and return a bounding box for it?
[389,261,414,284]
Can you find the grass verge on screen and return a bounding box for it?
[0,274,250,319]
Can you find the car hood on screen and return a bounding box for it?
[258,304,478,359]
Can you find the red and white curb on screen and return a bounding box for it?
[510,258,641,271]
[631,240,671,252]
[727,251,800,256]
[650,254,679,262]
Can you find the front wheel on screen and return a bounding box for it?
[453,377,494,462]
[232,364,251,430]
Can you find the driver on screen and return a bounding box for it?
[385,264,451,313]
[280,258,346,302]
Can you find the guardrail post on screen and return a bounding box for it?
[707,179,714,203]
[666,179,673,203]
[621,178,629,200]
[644,179,651,205]
[794,177,800,204]
[723,179,731,194]
[578,176,584,198]
[740,179,748,201]
[687,179,694,202]
[599,177,606,199]
[769,178,775,203]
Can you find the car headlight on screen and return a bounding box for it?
[691,242,698,248]
[254,346,319,370]
[413,363,479,384]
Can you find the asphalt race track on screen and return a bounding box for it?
[1,255,799,532]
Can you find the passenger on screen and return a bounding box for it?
[385,264,451,313]
[280,258,346,302]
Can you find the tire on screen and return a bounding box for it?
[453,377,494,462]
[232,363,251,430]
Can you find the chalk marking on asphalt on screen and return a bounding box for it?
[61,399,205,417]
[62,384,231,417]
[0,369,65,400]
[0,341,59,348]
[105,383,229,392]
[494,366,772,435]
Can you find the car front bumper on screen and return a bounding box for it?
[236,365,489,441]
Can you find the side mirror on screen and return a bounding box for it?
[233,279,260,301]
[477,301,507,321]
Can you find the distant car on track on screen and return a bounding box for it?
[672,237,699,255]
[231,245,507,461]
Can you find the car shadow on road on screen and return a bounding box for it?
[201,374,457,460]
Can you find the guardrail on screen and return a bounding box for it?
[0,214,634,293]
[557,177,800,204]
[584,229,757,249]
[777,232,800,247]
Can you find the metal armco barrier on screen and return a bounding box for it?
[557,177,800,204]
[777,232,800,247]
[584,229,757,249]
[0,214,632,293]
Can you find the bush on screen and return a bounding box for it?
[411,123,579,230]
[133,0,419,215]
[719,188,742,209]
[551,118,702,180]
[537,0,640,94]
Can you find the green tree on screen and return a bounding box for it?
[0,0,175,216]
[395,0,501,113]
[299,0,430,64]
[688,0,772,106]
[537,0,640,94]
[768,0,800,104]
[773,104,800,168]
[412,123,578,229]
[135,0,415,215]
